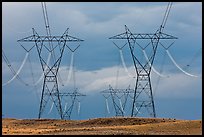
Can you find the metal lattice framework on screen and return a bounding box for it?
[108,2,178,118]
[59,88,86,119]
[101,85,134,117]
[109,25,177,117]
[18,28,84,119]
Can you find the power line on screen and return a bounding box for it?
[160,2,173,32]
[153,51,167,98]
[166,49,199,77]
[27,53,41,101]
[142,49,169,78]
[109,2,177,118]
[18,15,84,120]
[2,50,29,86]
[185,48,202,68]
[41,2,64,86]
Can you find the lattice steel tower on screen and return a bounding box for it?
[18,28,83,119]
[109,3,177,117]
[17,3,83,119]
[101,85,134,117]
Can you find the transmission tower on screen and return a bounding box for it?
[18,28,83,119]
[17,2,84,119]
[59,88,86,120]
[101,85,134,117]
[109,3,177,117]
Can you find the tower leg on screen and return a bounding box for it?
[131,73,156,117]
[38,76,63,119]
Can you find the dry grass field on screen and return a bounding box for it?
[2,117,202,135]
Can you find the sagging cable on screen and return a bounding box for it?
[142,49,169,78]
[3,52,29,86]
[135,106,141,114]
[119,98,124,113]
[105,98,110,114]
[131,98,141,114]
[166,50,198,77]
[48,102,54,114]
[119,49,134,78]
[65,52,74,84]
[78,101,80,115]
[33,52,52,86]
[64,102,68,114]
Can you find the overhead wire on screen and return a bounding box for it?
[27,53,41,100]
[64,51,75,85]
[118,98,124,114]
[113,41,137,116]
[115,48,129,115]
[102,94,111,116]
[153,1,199,81]
[129,97,141,114]
[105,98,110,114]
[160,2,173,32]
[115,50,120,89]
[77,100,81,115]
[77,95,86,117]
[119,49,135,78]
[130,2,173,116]
[184,48,202,70]
[32,52,52,86]
[162,2,173,29]
[41,2,64,86]
[142,49,169,78]
[2,50,29,86]
[72,57,76,89]
[153,50,167,98]
[117,50,133,115]
[48,102,54,114]
[166,49,199,77]
[2,50,52,87]
[61,54,81,118]
[161,2,170,28]
[63,102,68,114]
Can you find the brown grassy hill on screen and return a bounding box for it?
[2,117,202,135]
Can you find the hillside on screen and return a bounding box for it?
[2,117,202,135]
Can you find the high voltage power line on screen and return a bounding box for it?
[2,2,201,119]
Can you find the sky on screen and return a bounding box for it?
[2,2,202,120]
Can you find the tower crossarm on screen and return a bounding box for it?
[109,32,177,40]
[17,28,84,120]
[101,89,135,94]
[58,92,86,97]
[17,35,84,42]
[61,90,86,120]
[101,85,135,117]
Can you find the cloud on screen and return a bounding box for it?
[51,2,201,37]
[153,73,202,99]
[4,2,200,37]
[2,2,201,63]
[57,64,201,99]
[58,65,136,94]
[3,49,201,99]
[52,2,163,35]
[2,2,44,32]
[2,2,201,100]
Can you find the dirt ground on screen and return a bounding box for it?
[2,117,202,135]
